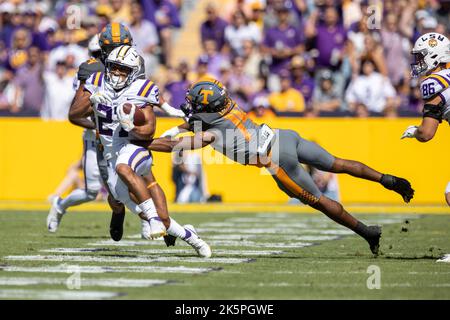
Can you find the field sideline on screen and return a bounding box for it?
[0,209,449,300]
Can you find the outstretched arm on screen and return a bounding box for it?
[160,122,190,137]
[148,131,215,153]
[155,95,185,118]
[401,94,442,142]
[414,117,440,142]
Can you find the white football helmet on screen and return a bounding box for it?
[105,45,141,90]
[411,32,450,77]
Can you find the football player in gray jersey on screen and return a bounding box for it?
[149,78,416,255]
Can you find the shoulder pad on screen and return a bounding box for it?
[421,70,450,100]
[85,72,105,87]
[78,59,105,82]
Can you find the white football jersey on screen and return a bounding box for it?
[420,65,450,122]
[84,72,160,160]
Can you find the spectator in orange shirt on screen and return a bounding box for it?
[109,0,132,24]
[269,70,305,112]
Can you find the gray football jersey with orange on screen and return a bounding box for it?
[188,103,274,165]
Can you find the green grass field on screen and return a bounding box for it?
[0,210,449,299]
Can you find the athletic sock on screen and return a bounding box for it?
[354,221,379,239]
[167,218,195,241]
[58,189,97,214]
[138,199,157,220]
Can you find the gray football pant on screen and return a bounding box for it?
[264,129,336,205]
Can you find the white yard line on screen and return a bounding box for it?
[195,227,343,234]
[436,254,450,263]
[0,289,121,299]
[87,239,312,248]
[87,240,179,247]
[5,255,252,264]
[42,248,284,256]
[0,264,217,274]
[195,233,339,242]
[0,277,170,287]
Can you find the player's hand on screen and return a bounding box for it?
[161,126,181,138]
[89,91,112,105]
[401,125,418,139]
[117,103,136,132]
[180,102,193,120]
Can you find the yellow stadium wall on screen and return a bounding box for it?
[0,117,448,204]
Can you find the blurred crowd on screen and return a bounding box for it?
[0,0,449,119]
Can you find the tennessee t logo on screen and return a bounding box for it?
[201,90,214,104]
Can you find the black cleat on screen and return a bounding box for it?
[109,211,125,242]
[366,225,382,256]
[380,174,415,203]
[163,234,177,247]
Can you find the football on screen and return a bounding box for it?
[122,102,146,126]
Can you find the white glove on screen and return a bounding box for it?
[89,91,112,105]
[401,125,418,139]
[160,102,185,118]
[117,103,136,132]
[161,126,183,138]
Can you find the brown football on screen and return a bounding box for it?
[123,103,146,126]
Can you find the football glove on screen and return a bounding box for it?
[161,126,186,138]
[89,91,112,106]
[117,103,136,132]
[401,125,418,139]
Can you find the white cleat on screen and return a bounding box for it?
[47,197,63,233]
[184,224,212,258]
[148,217,167,239]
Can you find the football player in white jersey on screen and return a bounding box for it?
[47,25,173,243]
[401,32,450,206]
[72,45,211,257]
[401,32,450,141]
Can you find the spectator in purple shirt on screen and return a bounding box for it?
[261,4,305,76]
[11,46,44,116]
[201,39,229,79]
[227,55,257,111]
[140,0,181,65]
[22,7,49,52]
[5,28,32,73]
[305,6,347,70]
[289,55,315,106]
[200,2,228,51]
[1,5,23,50]
[164,61,191,109]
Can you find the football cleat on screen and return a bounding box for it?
[381,174,415,203]
[47,197,63,233]
[365,225,382,256]
[163,234,177,247]
[184,224,212,258]
[109,210,125,241]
